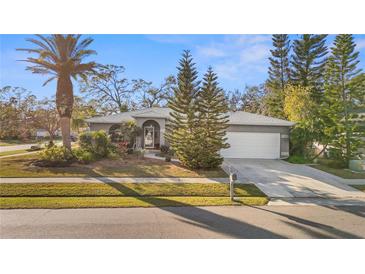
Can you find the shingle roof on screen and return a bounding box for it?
[85,107,295,127]
[227,111,295,126]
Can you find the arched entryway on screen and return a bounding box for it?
[142,120,160,149]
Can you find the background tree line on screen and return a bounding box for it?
[2,34,364,168]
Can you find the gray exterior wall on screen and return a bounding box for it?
[227,125,290,158]
[89,123,115,132]
[88,118,168,147]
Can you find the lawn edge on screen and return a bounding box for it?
[0,196,269,209]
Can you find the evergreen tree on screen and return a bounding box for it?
[291,34,328,103]
[266,34,291,118]
[165,50,201,169]
[196,67,230,168]
[324,34,364,165]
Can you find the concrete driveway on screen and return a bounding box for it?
[223,159,365,199]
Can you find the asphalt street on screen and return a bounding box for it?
[1,205,364,239]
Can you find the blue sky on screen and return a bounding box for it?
[1,34,365,99]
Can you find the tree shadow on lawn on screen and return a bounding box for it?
[96,177,285,239]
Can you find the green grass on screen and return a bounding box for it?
[0,196,269,209]
[351,185,365,192]
[311,164,365,179]
[0,149,34,157]
[0,154,228,178]
[286,155,312,164]
[0,183,268,209]
[0,183,265,197]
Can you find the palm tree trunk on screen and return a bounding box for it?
[60,117,71,149]
[56,75,74,150]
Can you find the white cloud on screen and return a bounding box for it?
[239,44,271,63]
[233,34,271,45]
[214,62,240,80]
[356,38,365,50]
[194,35,271,81]
[196,45,226,57]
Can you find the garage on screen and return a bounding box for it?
[221,132,281,159]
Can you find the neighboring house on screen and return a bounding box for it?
[35,129,61,138]
[85,107,295,159]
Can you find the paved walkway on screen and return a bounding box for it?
[1,205,364,238]
[223,159,365,199]
[0,177,230,184]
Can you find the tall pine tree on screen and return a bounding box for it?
[291,34,328,103]
[324,34,364,164]
[266,34,291,118]
[196,67,230,168]
[165,50,201,169]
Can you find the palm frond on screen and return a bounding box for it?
[42,76,57,86]
[19,34,96,78]
[23,57,58,72]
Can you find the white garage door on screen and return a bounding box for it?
[221,132,280,159]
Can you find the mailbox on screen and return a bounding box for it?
[230,173,237,181]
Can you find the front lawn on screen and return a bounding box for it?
[310,164,365,179]
[0,154,228,178]
[0,183,264,197]
[0,149,35,157]
[0,196,268,209]
[0,182,268,209]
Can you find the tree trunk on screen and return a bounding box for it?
[60,117,71,149]
[56,75,74,150]
[310,144,328,161]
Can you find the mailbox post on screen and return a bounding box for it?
[229,173,237,201]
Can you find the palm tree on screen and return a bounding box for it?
[18,34,96,150]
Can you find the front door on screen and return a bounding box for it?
[144,126,154,148]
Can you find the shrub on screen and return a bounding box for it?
[79,132,93,151]
[165,155,172,162]
[160,145,170,154]
[37,146,73,166]
[287,155,311,164]
[109,121,142,145]
[73,148,95,164]
[116,141,129,157]
[93,131,110,158]
[79,130,112,160]
[47,140,55,149]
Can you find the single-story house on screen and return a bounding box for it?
[85,107,295,159]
